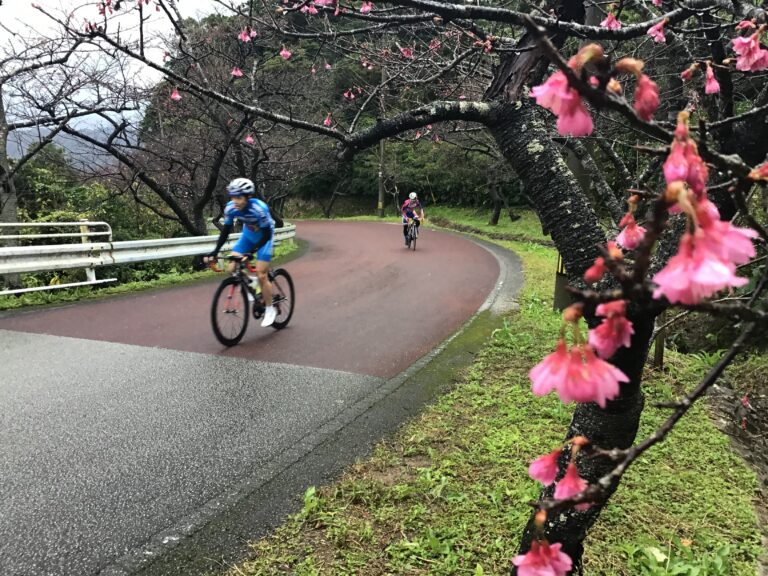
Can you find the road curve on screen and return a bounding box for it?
[0,221,500,576]
[0,221,499,377]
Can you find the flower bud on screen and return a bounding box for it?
[615,57,644,76]
[606,241,624,261]
[563,303,584,324]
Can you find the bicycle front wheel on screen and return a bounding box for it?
[269,268,295,329]
[211,277,250,346]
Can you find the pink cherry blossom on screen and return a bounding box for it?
[652,0,661,5]
[584,256,607,284]
[429,39,441,51]
[531,71,571,115]
[600,12,621,30]
[705,63,720,94]
[325,61,332,70]
[653,233,749,305]
[556,102,594,137]
[400,46,414,58]
[238,29,250,42]
[528,449,562,485]
[684,141,708,196]
[589,300,635,359]
[244,134,254,144]
[634,74,659,121]
[561,346,627,407]
[323,113,332,127]
[647,19,666,43]
[554,463,590,510]
[250,29,258,38]
[311,65,317,75]
[531,342,628,407]
[531,70,594,136]
[169,88,181,101]
[732,33,768,72]
[529,339,569,397]
[360,1,373,13]
[231,67,244,77]
[300,3,318,14]
[696,200,758,265]
[616,212,646,250]
[736,20,756,31]
[663,142,688,184]
[279,46,292,60]
[512,540,573,576]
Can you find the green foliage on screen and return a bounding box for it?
[624,541,733,576]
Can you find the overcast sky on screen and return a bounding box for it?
[0,1,223,146]
[0,0,221,80]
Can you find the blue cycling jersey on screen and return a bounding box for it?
[223,198,275,231]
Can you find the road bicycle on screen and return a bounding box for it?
[208,255,295,346]
[405,217,420,250]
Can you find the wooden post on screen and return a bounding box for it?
[553,253,572,311]
[653,310,666,369]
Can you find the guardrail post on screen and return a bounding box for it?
[79,219,97,282]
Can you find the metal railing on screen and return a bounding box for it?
[0,222,296,296]
[0,221,113,242]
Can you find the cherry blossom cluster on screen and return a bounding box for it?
[531,45,660,136]
[521,37,763,572]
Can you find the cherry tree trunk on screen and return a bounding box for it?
[487,101,657,573]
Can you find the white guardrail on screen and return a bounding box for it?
[0,221,296,296]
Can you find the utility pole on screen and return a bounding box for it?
[377,66,386,217]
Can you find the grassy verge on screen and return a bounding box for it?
[225,209,759,575]
[0,240,300,312]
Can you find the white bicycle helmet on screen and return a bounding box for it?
[409,192,418,200]
[227,177,255,197]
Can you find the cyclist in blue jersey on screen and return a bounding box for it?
[205,178,277,327]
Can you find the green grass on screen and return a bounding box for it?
[223,209,760,575]
[427,206,549,244]
[0,240,299,312]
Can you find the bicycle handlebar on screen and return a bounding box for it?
[207,254,257,274]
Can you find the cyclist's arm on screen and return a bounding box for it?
[210,223,233,256]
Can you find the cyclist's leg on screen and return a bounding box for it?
[402,214,411,244]
[254,235,274,306]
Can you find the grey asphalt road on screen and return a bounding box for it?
[0,221,506,576]
[0,331,383,576]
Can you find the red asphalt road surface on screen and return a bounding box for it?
[0,221,499,378]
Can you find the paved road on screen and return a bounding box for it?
[0,221,500,575]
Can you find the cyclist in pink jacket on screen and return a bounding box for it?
[401,192,425,246]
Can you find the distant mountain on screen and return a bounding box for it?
[8,122,139,169]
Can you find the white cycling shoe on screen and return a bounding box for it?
[261,305,277,327]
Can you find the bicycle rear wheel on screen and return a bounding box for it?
[269,268,295,329]
[211,277,250,346]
